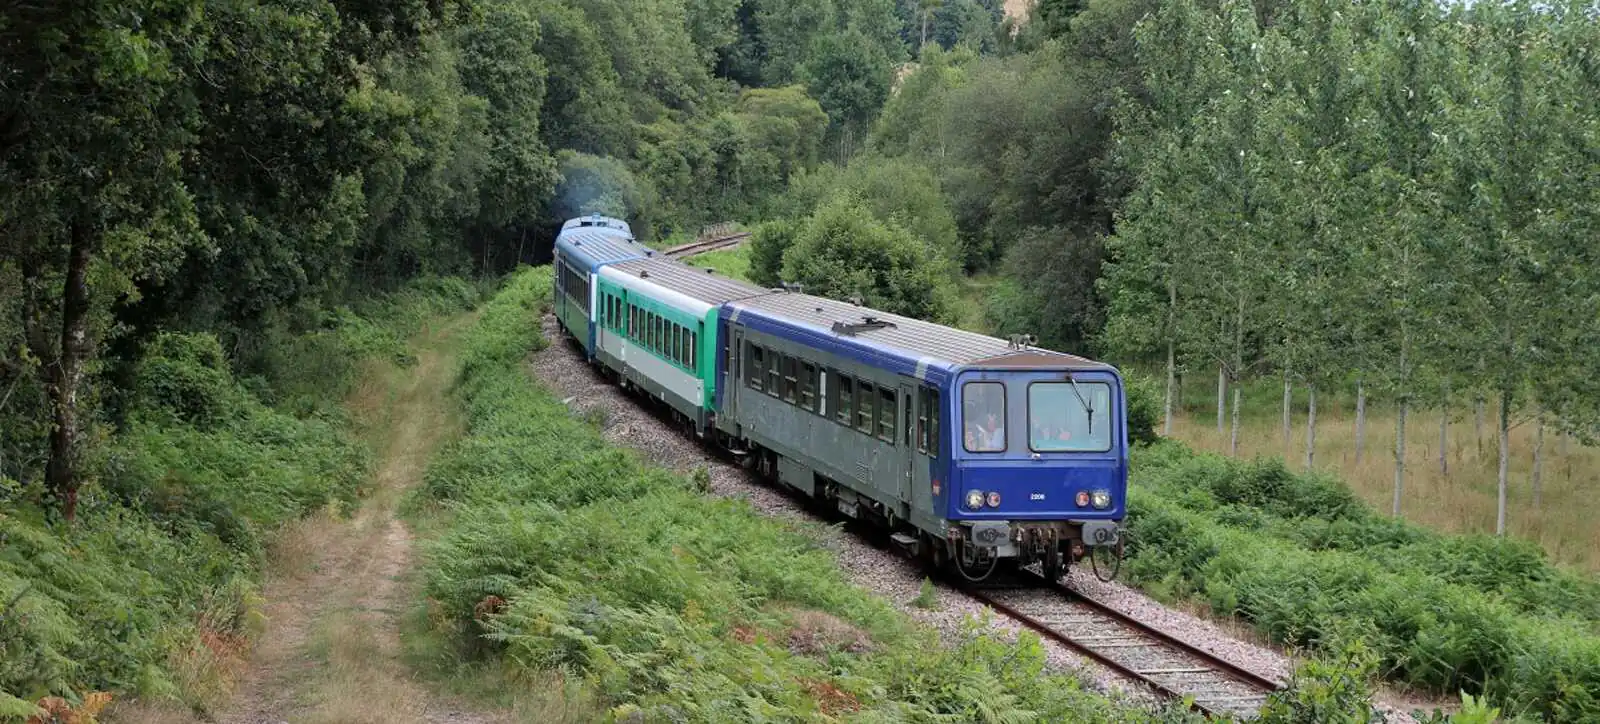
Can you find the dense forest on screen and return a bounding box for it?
[3,0,1008,521]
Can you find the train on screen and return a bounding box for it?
[551,214,1127,581]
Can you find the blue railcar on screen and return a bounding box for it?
[551,215,655,357]
[715,292,1126,581]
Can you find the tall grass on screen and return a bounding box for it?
[412,266,1205,722]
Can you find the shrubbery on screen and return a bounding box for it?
[0,281,469,713]
[415,266,1203,722]
[1126,442,1600,720]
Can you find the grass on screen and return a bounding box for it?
[1167,398,1600,574]
[683,245,753,282]
[953,272,998,335]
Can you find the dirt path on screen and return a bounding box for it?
[123,315,502,724]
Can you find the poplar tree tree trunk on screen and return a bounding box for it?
[1282,372,1292,452]
[1533,411,1545,508]
[1163,276,1177,437]
[1231,384,1242,457]
[1475,397,1486,454]
[1163,337,1176,437]
[1230,293,1243,456]
[1394,398,1407,517]
[1354,379,1367,465]
[1216,365,1227,435]
[1439,409,1449,475]
[1496,389,1511,536]
[1305,383,1317,470]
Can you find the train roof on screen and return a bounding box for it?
[726,291,1111,376]
[554,226,653,272]
[609,257,772,305]
[561,213,632,234]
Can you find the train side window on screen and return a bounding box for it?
[672,325,682,364]
[878,386,896,443]
[748,344,764,391]
[916,388,931,453]
[836,375,854,425]
[929,389,941,456]
[766,351,780,397]
[782,356,798,403]
[688,331,696,368]
[800,362,817,412]
[856,381,875,433]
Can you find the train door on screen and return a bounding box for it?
[726,326,745,427]
[899,383,915,507]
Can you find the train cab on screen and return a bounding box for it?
[940,355,1129,581]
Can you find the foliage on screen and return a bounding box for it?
[415,266,1203,722]
[779,195,958,322]
[747,219,803,288]
[0,278,465,708]
[1125,443,1600,719]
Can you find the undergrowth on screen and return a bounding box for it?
[412,266,1206,722]
[1126,440,1600,721]
[0,280,478,718]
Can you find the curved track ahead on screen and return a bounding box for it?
[662,231,752,259]
[966,580,1283,719]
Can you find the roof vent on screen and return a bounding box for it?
[780,281,805,294]
[573,241,582,246]
[640,270,650,278]
[831,315,896,336]
[1008,333,1037,350]
[704,267,715,274]
[847,295,864,306]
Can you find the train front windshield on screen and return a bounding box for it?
[958,374,1118,456]
[1027,381,1112,452]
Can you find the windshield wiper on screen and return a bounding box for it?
[1065,374,1094,435]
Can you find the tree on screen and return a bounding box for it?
[1,0,208,520]
[779,194,957,321]
[801,28,894,160]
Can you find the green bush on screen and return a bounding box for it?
[416,266,1203,722]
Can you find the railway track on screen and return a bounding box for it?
[662,231,751,259]
[966,580,1283,719]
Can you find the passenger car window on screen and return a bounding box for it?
[878,386,896,442]
[800,362,817,411]
[836,375,853,425]
[962,382,1006,453]
[765,352,780,397]
[1028,381,1112,452]
[856,381,875,433]
[748,344,764,391]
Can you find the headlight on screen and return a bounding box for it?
[965,490,985,510]
[1075,491,1090,507]
[1091,489,1112,510]
[985,491,1001,508]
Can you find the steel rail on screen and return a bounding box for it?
[964,581,1283,719]
[662,231,752,259]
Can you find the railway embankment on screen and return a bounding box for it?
[405,267,1200,722]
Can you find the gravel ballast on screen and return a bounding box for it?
[528,317,1433,721]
